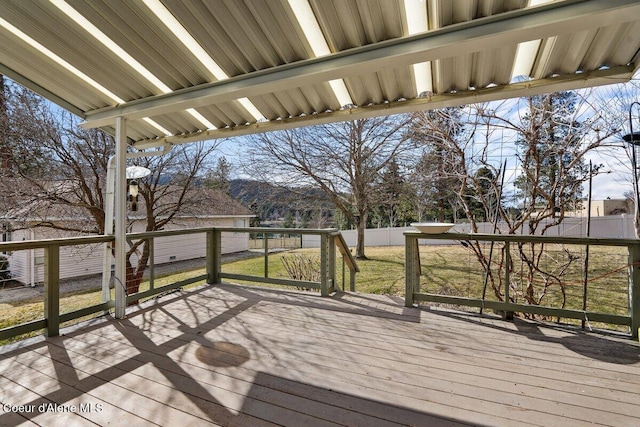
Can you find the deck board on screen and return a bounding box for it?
[1,283,639,426]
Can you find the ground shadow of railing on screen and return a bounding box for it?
[0,283,484,426]
[415,306,640,364]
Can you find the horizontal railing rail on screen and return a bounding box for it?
[404,231,640,338]
[0,227,357,343]
[0,234,114,250]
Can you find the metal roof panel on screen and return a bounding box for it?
[0,0,637,146]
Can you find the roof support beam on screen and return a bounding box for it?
[82,0,640,130]
[131,65,633,149]
[0,63,86,118]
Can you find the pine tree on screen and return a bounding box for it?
[514,92,593,223]
[375,159,406,227]
[410,108,467,222]
[205,156,231,194]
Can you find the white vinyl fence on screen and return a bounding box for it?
[302,215,637,248]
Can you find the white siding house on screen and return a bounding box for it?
[3,189,254,286]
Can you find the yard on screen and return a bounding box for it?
[0,243,631,345]
[223,244,630,318]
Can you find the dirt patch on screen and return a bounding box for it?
[1,279,23,289]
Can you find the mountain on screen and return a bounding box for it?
[230,179,336,227]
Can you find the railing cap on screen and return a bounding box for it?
[404,231,640,247]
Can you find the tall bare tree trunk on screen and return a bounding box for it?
[0,75,12,175]
[126,240,150,305]
[355,211,367,259]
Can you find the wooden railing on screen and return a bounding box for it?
[214,227,358,296]
[405,231,640,339]
[0,227,357,342]
[334,231,359,292]
[0,234,114,340]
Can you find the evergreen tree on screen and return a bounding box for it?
[374,159,406,227]
[282,211,295,228]
[467,166,497,222]
[410,108,467,222]
[514,92,593,221]
[205,156,231,194]
[300,211,310,228]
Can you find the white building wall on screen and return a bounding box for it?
[8,215,632,284]
[302,215,638,248]
[6,229,31,285]
[7,216,252,285]
[59,243,105,281]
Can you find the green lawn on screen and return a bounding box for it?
[1,244,631,344]
[220,247,409,294]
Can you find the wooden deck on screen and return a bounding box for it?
[1,283,639,427]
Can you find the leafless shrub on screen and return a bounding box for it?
[281,253,320,290]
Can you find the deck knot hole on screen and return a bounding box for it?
[196,341,251,367]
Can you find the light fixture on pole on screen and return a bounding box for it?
[128,179,139,197]
[127,179,139,211]
[622,101,640,238]
[102,149,167,307]
[125,165,151,212]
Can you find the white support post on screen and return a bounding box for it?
[114,117,127,319]
[101,155,115,304]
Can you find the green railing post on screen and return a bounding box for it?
[328,233,336,294]
[207,229,221,285]
[629,243,640,339]
[342,257,346,291]
[320,233,329,296]
[44,245,60,337]
[405,234,420,307]
[502,241,513,320]
[148,237,155,290]
[504,241,510,303]
[264,233,269,278]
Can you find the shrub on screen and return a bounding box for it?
[0,255,10,281]
[281,253,320,290]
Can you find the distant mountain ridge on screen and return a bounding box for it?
[229,179,335,225]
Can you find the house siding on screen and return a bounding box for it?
[5,229,33,286]
[8,216,251,285]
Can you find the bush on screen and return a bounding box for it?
[281,253,320,290]
[0,255,10,281]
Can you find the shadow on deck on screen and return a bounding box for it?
[1,283,639,426]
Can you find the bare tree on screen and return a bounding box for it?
[0,76,10,174]
[410,90,616,310]
[3,82,219,300]
[590,79,640,234]
[409,108,473,223]
[245,116,414,258]
[411,107,509,301]
[121,143,219,298]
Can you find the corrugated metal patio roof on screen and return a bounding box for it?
[0,0,639,149]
